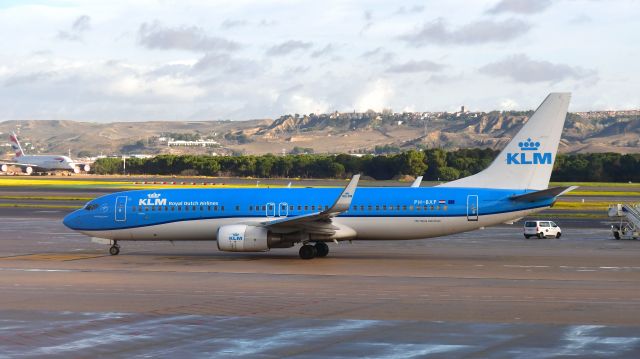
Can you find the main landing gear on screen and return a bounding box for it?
[299,242,329,259]
[109,241,120,256]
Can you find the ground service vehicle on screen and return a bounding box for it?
[524,220,562,239]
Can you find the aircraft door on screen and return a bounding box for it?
[278,202,288,217]
[115,196,127,222]
[266,202,276,218]
[467,195,478,221]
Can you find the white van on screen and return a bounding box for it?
[524,220,562,239]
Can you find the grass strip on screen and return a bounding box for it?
[0,195,94,201]
[565,191,640,197]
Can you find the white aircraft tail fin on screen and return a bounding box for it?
[9,132,25,158]
[439,93,571,190]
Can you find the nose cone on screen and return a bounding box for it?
[63,210,80,230]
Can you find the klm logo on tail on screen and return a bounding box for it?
[506,138,552,165]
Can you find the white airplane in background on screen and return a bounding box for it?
[0,132,91,175]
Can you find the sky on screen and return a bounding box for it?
[0,0,638,122]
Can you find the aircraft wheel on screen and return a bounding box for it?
[109,245,120,256]
[299,244,317,259]
[314,242,329,257]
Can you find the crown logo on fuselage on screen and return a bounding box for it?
[139,192,166,206]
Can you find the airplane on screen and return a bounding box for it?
[410,176,423,187]
[1,132,90,175]
[63,93,575,259]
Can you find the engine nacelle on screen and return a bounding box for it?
[83,164,90,172]
[217,224,270,252]
[1,164,7,172]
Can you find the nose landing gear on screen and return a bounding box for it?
[109,241,120,256]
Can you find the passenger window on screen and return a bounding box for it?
[389,205,394,210]
[221,206,224,211]
[171,206,175,211]
[193,206,197,211]
[376,205,380,211]
[207,206,211,211]
[353,205,357,211]
[430,205,434,210]
[298,205,302,210]
[290,205,294,211]
[325,205,329,210]
[249,206,253,211]
[443,205,448,211]
[360,205,364,211]
[164,206,168,211]
[138,205,143,212]
[145,206,149,212]
[311,205,315,210]
[305,205,308,210]
[382,205,387,210]
[185,206,189,211]
[415,206,420,211]
[132,206,136,212]
[403,205,407,210]
[200,206,204,211]
[368,205,372,210]
[235,205,240,211]
[214,206,218,211]
[178,206,182,211]
[410,205,414,210]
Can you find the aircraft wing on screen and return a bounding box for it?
[410,176,423,187]
[509,186,578,202]
[261,174,360,233]
[0,161,40,167]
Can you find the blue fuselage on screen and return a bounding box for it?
[63,187,552,241]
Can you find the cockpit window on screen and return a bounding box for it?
[85,203,99,211]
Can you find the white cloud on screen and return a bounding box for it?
[355,79,394,112]
[499,98,519,110]
[0,0,638,121]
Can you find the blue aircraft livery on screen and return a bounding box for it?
[63,93,574,259]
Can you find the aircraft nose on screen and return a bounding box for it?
[63,211,79,230]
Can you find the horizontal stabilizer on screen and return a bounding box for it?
[509,186,578,202]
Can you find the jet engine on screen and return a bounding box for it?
[217,224,293,252]
[1,164,7,172]
[83,164,90,172]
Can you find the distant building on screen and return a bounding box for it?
[167,139,219,147]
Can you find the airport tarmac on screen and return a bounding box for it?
[1,204,640,357]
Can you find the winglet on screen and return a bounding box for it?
[410,176,423,188]
[325,174,360,214]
